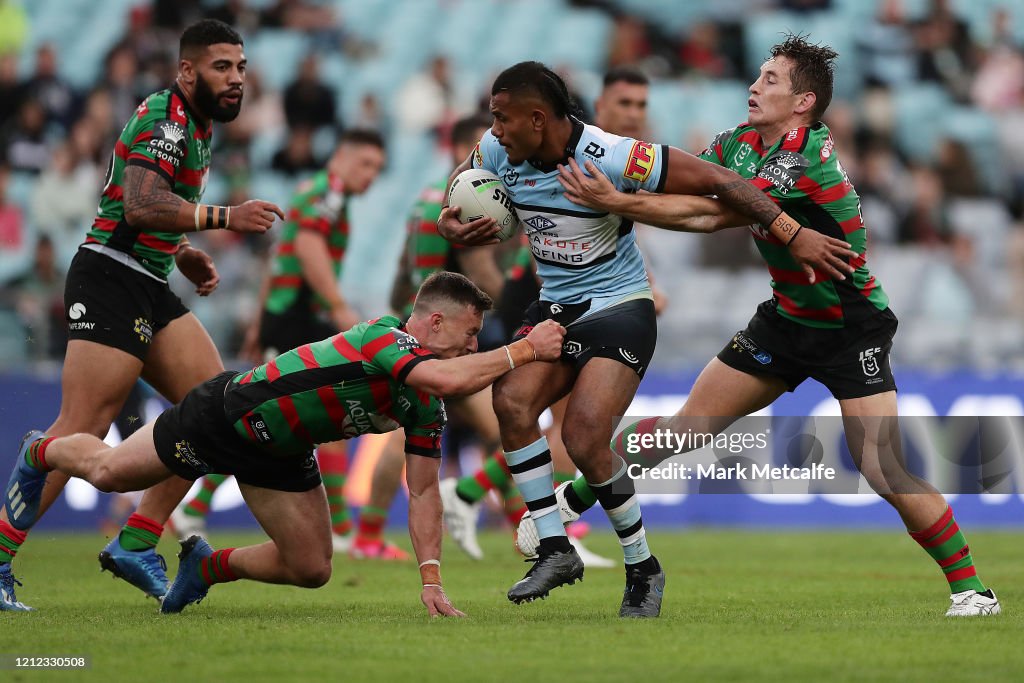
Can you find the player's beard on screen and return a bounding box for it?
[194,72,243,123]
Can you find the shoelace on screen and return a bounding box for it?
[0,569,27,607]
[139,553,168,580]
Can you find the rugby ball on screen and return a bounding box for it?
[447,169,519,241]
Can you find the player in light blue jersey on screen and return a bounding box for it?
[438,61,856,617]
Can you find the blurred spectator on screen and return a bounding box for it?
[353,93,386,131]
[913,0,974,101]
[205,0,263,34]
[854,140,907,244]
[678,22,735,79]
[971,8,1024,113]
[0,0,28,56]
[935,138,984,198]
[259,0,345,50]
[151,0,204,30]
[103,43,144,126]
[856,0,916,88]
[0,52,24,132]
[80,88,118,152]
[22,44,79,133]
[2,99,50,174]
[396,56,464,134]
[30,143,96,241]
[271,126,321,175]
[228,70,284,138]
[68,118,106,176]
[283,54,338,131]
[0,164,23,250]
[607,16,651,68]
[5,234,65,360]
[897,165,953,245]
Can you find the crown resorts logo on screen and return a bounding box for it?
[159,122,186,145]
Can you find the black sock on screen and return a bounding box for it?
[538,536,572,554]
[626,555,659,574]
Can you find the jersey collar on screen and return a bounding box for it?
[171,82,212,137]
[527,116,584,174]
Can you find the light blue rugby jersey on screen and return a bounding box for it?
[472,119,668,305]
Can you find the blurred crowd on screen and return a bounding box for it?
[0,0,1022,369]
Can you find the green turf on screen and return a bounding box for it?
[2,529,1021,682]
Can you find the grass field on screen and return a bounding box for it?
[3,528,1022,682]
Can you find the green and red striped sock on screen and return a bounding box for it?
[24,436,56,471]
[118,513,163,552]
[319,447,351,536]
[455,451,513,504]
[909,506,987,594]
[0,519,27,564]
[504,491,527,526]
[198,548,238,586]
[356,506,388,543]
[184,474,228,518]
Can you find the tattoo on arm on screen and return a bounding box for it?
[711,179,781,225]
[122,165,186,229]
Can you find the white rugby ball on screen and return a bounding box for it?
[447,169,519,241]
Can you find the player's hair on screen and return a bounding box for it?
[451,114,491,147]
[339,128,386,151]
[603,66,649,88]
[179,19,243,60]
[413,272,493,316]
[492,61,582,119]
[769,33,838,120]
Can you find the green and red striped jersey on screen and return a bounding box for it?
[225,315,445,458]
[265,170,350,316]
[397,178,460,316]
[85,84,212,279]
[699,122,888,328]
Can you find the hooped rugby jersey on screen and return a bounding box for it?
[698,122,888,329]
[85,84,213,279]
[472,119,666,304]
[226,315,445,458]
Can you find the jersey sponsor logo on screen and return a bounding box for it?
[548,303,563,315]
[394,330,421,352]
[514,324,535,338]
[732,332,772,365]
[820,134,835,161]
[173,439,210,473]
[583,141,606,159]
[136,101,149,117]
[133,317,153,344]
[859,346,882,378]
[147,119,188,168]
[68,302,87,320]
[472,143,483,168]
[757,151,810,196]
[346,399,372,433]
[623,141,655,182]
[525,178,536,187]
[524,215,557,231]
[246,413,273,444]
[503,168,520,186]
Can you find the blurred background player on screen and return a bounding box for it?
[0,19,285,612]
[550,35,998,617]
[172,129,387,554]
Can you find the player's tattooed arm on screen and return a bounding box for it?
[122,165,193,231]
[123,165,284,234]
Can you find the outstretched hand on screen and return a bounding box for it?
[421,585,466,618]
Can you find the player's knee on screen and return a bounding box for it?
[91,462,126,493]
[492,382,533,428]
[561,416,604,460]
[293,559,332,588]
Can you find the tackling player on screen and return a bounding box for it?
[545,35,999,617]
[172,129,387,555]
[0,20,285,611]
[4,273,566,616]
[439,61,856,617]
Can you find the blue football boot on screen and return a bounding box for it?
[4,430,49,531]
[160,536,214,614]
[0,563,33,612]
[98,535,169,600]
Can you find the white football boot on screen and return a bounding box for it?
[439,477,483,560]
[945,589,1001,617]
